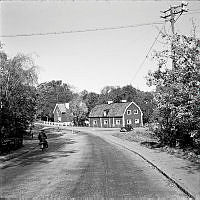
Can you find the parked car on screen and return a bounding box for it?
[120,125,133,132]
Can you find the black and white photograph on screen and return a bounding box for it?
[0,0,200,199]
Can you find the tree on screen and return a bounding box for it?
[108,87,123,103]
[70,95,88,126]
[83,92,99,113]
[121,85,137,102]
[146,33,200,147]
[137,91,156,124]
[0,48,38,141]
[98,86,117,104]
[36,80,74,120]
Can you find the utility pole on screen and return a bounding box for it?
[160,2,188,70]
[169,6,175,35]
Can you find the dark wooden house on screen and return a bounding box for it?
[88,101,143,128]
[53,103,72,123]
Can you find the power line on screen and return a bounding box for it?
[129,7,199,86]
[175,13,183,23]
[130,23,166,85]
[189,9,200,12]
[183,11,200,15]
[0,22,163,38]
[0,12,198,38]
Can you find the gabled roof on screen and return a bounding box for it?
[53,103,68,114]
[89,102,131,117]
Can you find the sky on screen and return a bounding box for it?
[0,1,200,94]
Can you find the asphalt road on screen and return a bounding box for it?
[0,129,189,199]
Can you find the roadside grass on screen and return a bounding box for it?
[113,127,158,143]
[113,128,200,164]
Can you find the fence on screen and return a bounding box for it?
[41,121,73,127]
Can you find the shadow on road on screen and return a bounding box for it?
[1,138,78,170]
[2,149,77,169]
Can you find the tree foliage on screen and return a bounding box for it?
[36,80,74,120]
[146,33,200,147]
[0,47,38,140]
[82,92,99,113]
[70,94,88,126]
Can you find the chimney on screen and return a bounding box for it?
[65,103,69,109]
[121,100,127,103]
[107,101,113,104]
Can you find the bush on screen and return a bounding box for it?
[146,33,200,149]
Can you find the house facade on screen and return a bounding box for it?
[53,103,72,123]
[88,101,143,128]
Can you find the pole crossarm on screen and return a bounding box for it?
[160,3,188,70]
[160,3,188,20]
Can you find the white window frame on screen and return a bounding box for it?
[134,110,138,114]
[93,120,97,125]
[127,110,132,115]
[103,109,109,117]
[127,119,132,124]
[135,119,139,124]
[116,120,120,125]
[58,117,61,122]
[104,120,108,125]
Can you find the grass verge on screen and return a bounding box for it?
[113,127,200,164]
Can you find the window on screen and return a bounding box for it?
[135,119,139,124]
[104,120,108,125]
[116,120,120,125]
[103,109,109,117]
[93,120,97,125]
[134,110,138,114]
[127,119,132,124]
[127,110,131,115]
